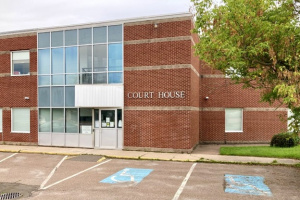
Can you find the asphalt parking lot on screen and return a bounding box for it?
[0,152,299,200]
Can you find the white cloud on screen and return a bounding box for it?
[0,0,190,32]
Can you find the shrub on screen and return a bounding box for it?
[270,132,299,147]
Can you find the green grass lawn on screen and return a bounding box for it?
[220,145,300,160]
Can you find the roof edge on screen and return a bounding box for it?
[0,12,192,35]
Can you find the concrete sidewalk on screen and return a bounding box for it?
[0,144,299,166]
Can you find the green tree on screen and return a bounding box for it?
[192,0,300,136]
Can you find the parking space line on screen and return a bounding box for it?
[40,155,68,190]
[0,153,17,163]
[172,163,197,200]
[41,159,112,190]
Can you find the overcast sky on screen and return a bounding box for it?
[0,0,191,33]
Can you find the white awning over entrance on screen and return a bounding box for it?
[75,85,124,107]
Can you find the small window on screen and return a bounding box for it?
[11,51,30,75]
[0,108,2,132]
[225,108,243,132]
[12,108,30,133]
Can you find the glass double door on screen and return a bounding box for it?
[94,109,123,149]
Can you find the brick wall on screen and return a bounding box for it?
[199,66,287,143]
[0,33,37,143]
[124,16,199,150]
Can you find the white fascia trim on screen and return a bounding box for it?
[37,12,192,33]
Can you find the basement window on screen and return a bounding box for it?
[11,51,30,76]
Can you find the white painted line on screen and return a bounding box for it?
[40,156,68,190]
[42,159,112,190]
[0,153,17,163]
[172,163,197,200]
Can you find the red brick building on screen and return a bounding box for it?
[0,13,287,152]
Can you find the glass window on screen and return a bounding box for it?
[66,108,78,133]
[108,43,122,71]
[52,108,64,132]
[225,108,243,132]
[101,110,115,128]
[0,108,2,132]
[51,48,64,74]
[108,25,122,42]
[38,49,50,74]
[66,74,78,85]
[38,32,50,48]
[93,73,107,84]
[65,47,78,73]
[51,31,63,47]
[108,72,122,84]
[65,30,77,46]
[94,44,107,72]
[52,75,64,85]
[11,51,30,75]
[65,87,75,107]
[79,28,92,45]
[38,75,50,86]
[80,73,92,84]
[94,26,107,43]
[12,108,30,132]
[79,46,92,72]
[51,87,64,107]
[94,109,99,128]
[39,108,50,132]
[117,109,122,128]
[38,87,50,107]
[79,108,92,134]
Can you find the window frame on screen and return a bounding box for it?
[11,50,30,76]
[225,108,243,133]
[11,108,30,133]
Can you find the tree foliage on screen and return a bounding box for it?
[192,0,300,135]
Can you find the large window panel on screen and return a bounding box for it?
[38,75,50,86]
[79,108,92,134]
[52,108,64,132]
[39,108,50,132]
[12,51,30,75]
[66,74,78,85]
[65,47,78,73]
[225,108,243,132]
[65,29,77,46]
[108,25,122,42]
[94,44,107,72]
[94,26,107,43]
[93,73,107,84]
[51,31,63,47]
[38,49,50,74]
[79,28,92,45]
[51,48,64,74]
[65,87,75,107]
[66,108,78,133]
[108,72,122,84]
[52,75,64,85]
[12,108,30,132]
[108,44,122,71]
[79,46,92,72]
[0,109,2,132]
[38,87,50,107]
[51,87,64,107]
[80,73,92,84]
[38,32,50,48]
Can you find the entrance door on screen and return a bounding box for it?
[94,109,123,149]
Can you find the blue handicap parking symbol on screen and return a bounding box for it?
[224,174,272,196]
[100,168,153,185]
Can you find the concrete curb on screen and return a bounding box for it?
[0,148,299,168]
